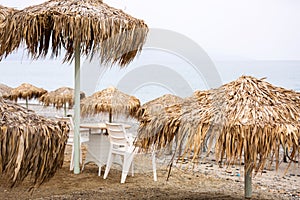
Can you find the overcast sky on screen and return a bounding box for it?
[2,0,300,60]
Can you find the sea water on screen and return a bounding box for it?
[0,51,299,104]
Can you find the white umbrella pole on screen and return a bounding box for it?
[73,44,81,174]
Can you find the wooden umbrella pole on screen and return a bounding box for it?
[244,159,253,199]
[109,110,112,123]
[64,103,67,117]
[25,98,28,110]
[73,44,81,174]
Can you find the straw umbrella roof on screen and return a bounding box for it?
[0,0,148,66]
[81,86,140,119]
[138,76,300,198]
[138,76,300,172]
[39,87,85,109]
[137,94,183,121]
[206,76,300,169]
[0,83,12,98]
[6,83,47,102]
[0,97,69,187]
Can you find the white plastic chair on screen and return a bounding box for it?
[103,122,157,183]
[55,116,89,171]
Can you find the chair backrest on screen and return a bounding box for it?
[105,122,129,147]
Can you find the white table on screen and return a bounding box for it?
[80,123,131,176]
[82,133,110,176]
[80,123,131,134]
[80,123,107,134]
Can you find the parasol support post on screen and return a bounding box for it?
[109,110,112,123]
[73,44,81,174]
[244,163,253,199]
[25,98,28,110]
[64,103,67,117]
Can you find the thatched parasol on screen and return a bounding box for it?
[39,87,86,116]
[138,76,300,198]
[0,0,148,65]
[0,83,12,98]
[81,86,140,122]
[137,94,183,121]
[0,97,69,187]
[0,0,148,174]
[6,83,47,109]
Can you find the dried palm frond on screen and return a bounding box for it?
[0,0,148,67]
[136,94,183,121]
[0,97,69,187]
[80,86,140,120]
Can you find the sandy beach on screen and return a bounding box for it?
[1,1,299,199]
[0,104,299,200]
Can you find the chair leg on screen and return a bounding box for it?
[152,151,157,181]
[79,143,82,164]
[98,165,102,176]
[121,171,127,184]
[121,152,135,183]
[103,149,114,179]
[130,161,134,177]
